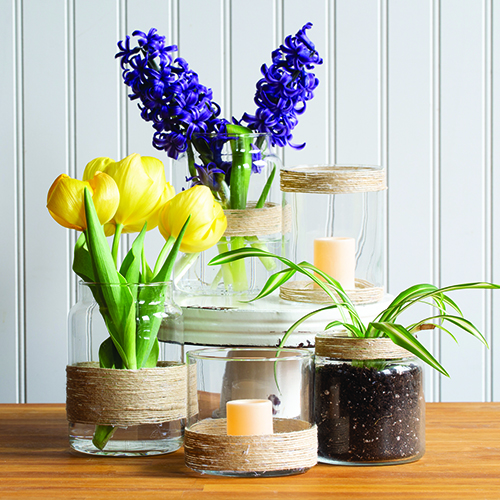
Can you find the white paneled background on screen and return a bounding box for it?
[1,0,499,403]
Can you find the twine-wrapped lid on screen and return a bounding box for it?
[315,332,413,360]
[280,165,386,194]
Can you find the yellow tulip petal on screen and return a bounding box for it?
[82,157,115,181]
[158,185,227,253]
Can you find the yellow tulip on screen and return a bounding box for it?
[83,153,173,235]
[159,185,227,253]
[47,172,120,231]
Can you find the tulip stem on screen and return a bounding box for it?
[153,236,175,277]
[111,224,124,267]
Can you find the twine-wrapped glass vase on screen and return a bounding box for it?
[314,333,425,465]
[67,281,185,456]
[184,347,317,476]
[280,165,386,305]
[172,132,289,296]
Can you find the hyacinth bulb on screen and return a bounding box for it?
[159,185,227,253]
[47,172,120,231]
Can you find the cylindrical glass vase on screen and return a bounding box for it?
[172,132,289,296]
[67,281,185,456]
[280,165,386,305]
[184,348,317,476]
[314,333,425,465]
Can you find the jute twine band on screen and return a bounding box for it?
[279,279,384,305]
[280,165,387,194]
[315,333,413,360]
[66,361,188,426]
[184,418,317,473]
[224,202,292,237]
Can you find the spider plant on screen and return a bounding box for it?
[209,247,499,376]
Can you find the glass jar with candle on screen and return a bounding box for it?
[280,165,386,305]
[184,347,317,476]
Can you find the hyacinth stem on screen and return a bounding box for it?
[230,237,249,291]
[173,252,200,284]
[245,236,276,271]
[217,238,234,289]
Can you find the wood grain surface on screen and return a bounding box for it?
[0,403,499,499]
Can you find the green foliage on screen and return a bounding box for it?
[209,247,500,376]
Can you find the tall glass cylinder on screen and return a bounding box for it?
[67,281,184,456]
[280,165,386,304]
[171,132,288,296]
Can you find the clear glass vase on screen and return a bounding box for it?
[185,348,316,476]
[171,132,288,297]
[314,333,425,465]
[67,281,184,456]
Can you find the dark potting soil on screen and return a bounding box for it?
[315,362,425,464]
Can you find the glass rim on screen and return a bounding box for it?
[79,280,172,287]
[191,131,270,141]
[187,347,312,362]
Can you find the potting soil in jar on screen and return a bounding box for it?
[315,361,425,465]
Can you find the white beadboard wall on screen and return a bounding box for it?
[1,0,498,403]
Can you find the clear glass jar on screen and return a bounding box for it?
[280,165,386,305]
[172,132,289,296]
[67,281,184,456]
[184,348,316,476]
[314,333,425,465]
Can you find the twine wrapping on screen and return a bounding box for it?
[280,165,386,194]
[279,279,384,305]
[66,362,188,426]
[315,333,413,360]
[184,418,317,473]
[223,202,291,237]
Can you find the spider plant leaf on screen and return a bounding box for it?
[410,322,459,343]
[324,320,344,330]
[278,305,342,348]
[246,267,297,302]
[370,322,449,377]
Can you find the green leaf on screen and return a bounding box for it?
[98,337,124,369]
[152,216,191,283]
[255,165,276,209]
[370,322,449,377]
[120,223,148,283]
[278,305,341,348]
[83,187,137,369]
[246,267,297,302]
[135,284,168,368]
[72,233,94,283]
[143,338,160,368]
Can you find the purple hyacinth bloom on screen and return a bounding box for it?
[116,29,226,159]
[241,22,322,149]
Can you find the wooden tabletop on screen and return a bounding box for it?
[0,403,499,499]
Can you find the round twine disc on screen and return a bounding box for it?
[66,362,189,427]
[184,418,317,473]
[224,202,291,237]
[279,279,384,305]
[315,333,412,360]
[280,165,386,194]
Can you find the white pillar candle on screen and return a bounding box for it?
[314,237,356,290]
[226,399,273,436]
